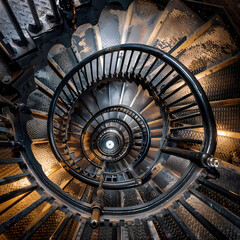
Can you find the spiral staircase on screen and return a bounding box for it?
[0,0,240,239]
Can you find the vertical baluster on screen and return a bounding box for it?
[109,52,114,76]
[77,70,84,90]
[132,51,143,74]
[59,0,76,27]
[27,0,43,33]
[155,68,175,88]
[138,54,150,76]
[103,54,106,78]
[56,104,67,115]
[119,50,127,76]
[149,63,167,83]
[55,112,67,121]
[62,88,72,103]
[96,57,99,81]
[80,68,88,88]
[58,95,69,109]
[71,76,81,96]
[161,82,186,101]
[143,57,158,79]
[83,65,90,86]
[160,75,181,95]
[1,0,28,46]
[48,0,61,22]
[65,82,76,100]
[126,50,134,74]
[90,61,94,84]
[114,51,120,76]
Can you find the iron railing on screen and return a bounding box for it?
[47,44,217,189]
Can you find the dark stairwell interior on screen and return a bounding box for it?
[0,0,239,239]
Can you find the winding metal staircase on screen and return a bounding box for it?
[0,0,239,239]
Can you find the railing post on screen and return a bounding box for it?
[47,0,61,23]
[59,0,76,27]
[26,0,43,33]
[1,0,28,46]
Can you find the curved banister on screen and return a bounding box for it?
[48,44,217,187]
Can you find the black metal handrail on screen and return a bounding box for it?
[48,44,217,188]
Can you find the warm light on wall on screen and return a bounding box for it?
[217,130,228,137]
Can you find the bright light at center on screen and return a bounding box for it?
[106,140,114,149]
